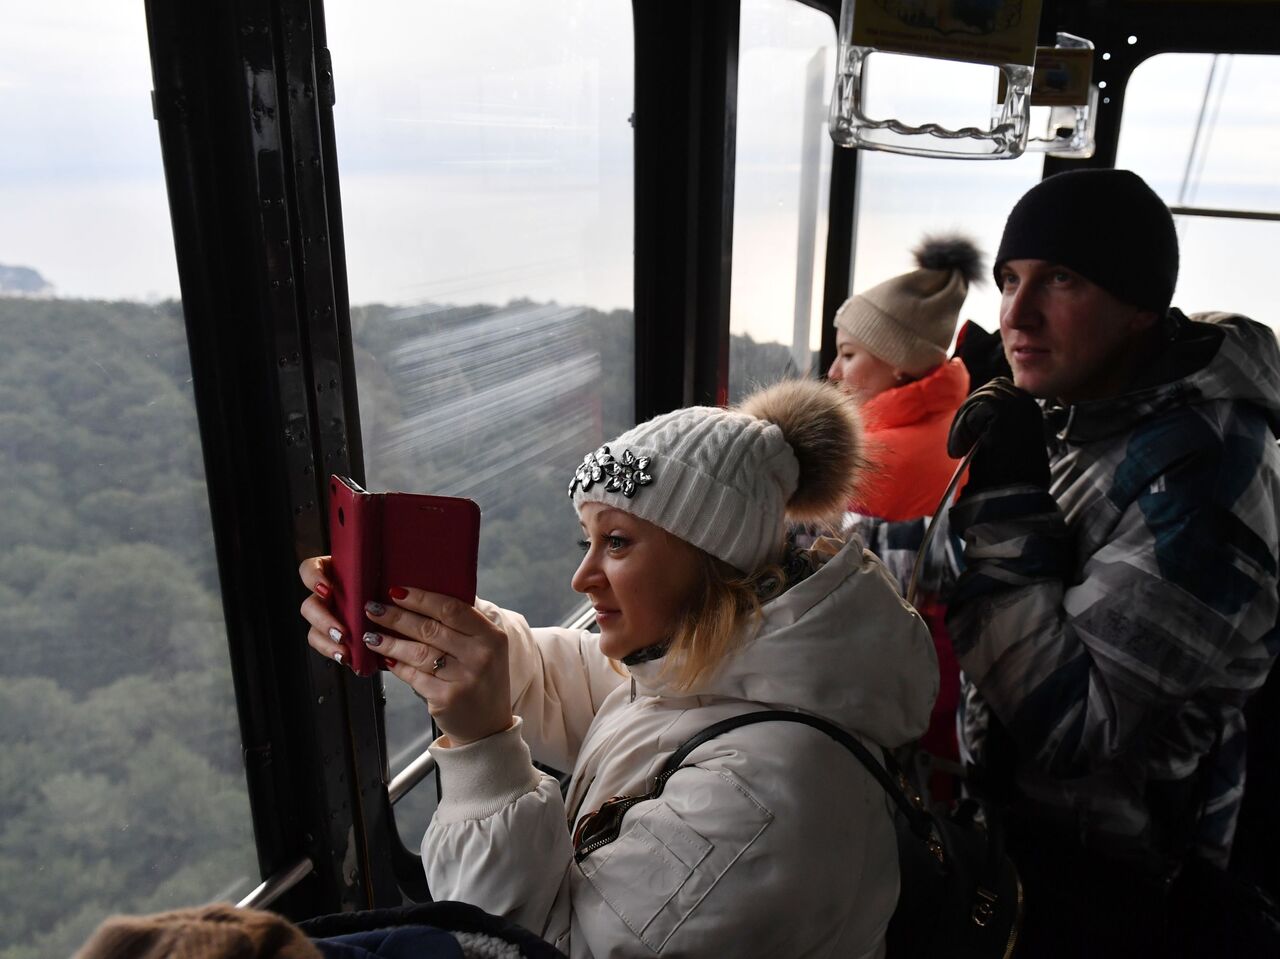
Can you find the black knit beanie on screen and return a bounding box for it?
[994,169,1179,314]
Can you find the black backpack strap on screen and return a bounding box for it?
[656,710,935,842]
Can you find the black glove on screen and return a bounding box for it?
[948,377,1050,491]
[952,320,1012,392]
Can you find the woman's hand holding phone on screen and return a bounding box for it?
[362,587,514,746]
[300,556,348,663]
[298,556,514,746]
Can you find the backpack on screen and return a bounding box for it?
[572,709,1022,959]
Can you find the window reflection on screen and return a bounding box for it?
[324,1,636,838]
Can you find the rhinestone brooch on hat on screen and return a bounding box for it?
[568,446,653,498]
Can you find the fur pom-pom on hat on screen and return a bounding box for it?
[914,234,985,287]
[834,233,984,377]
[570,379,861,573]
[737,379,865,522]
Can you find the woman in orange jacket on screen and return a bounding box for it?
[827,235,983,796]
[827,235,981,519]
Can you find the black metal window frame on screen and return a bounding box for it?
[146,0,417,917]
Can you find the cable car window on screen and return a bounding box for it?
[0,4,254,953]
[848,57,1046,334]
[323,1,635,833]
[729,0,836,398]
[1115,53,1280,325]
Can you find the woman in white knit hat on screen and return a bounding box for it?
[829,235,983,521]
[299,379,937,958]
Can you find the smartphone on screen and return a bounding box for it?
[327,474,481,677]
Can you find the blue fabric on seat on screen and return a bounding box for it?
[312,925,463,959]
[297,901,565,959]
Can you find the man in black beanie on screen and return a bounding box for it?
[944,169,1280,957]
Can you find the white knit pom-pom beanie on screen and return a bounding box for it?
[569,380,864,573]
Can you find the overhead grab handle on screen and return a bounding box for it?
[828,0,1044,159]
[1021,32,1098,158]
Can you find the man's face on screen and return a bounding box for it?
[998,259,1158,404]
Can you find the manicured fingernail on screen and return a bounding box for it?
[363,631,383,648]
[388,585,409,600]
[314,582,331,599]
[365,601,386,616]
[328,627,343,642]
[333,651,344,665]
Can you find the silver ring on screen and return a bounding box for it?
[431,654,447,674]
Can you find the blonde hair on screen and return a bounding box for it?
[658,550,784,690]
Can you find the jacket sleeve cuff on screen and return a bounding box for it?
[951,484,1059,532]
[431,716,544,823]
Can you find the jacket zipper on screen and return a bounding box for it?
[1002,873,1025,959]
[573,767,678,862]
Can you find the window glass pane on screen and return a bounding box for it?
[1163,213,1276,329]
[851,151,1043,338]
[1116,54,1280,214]
[0,3,255,954]
[1116,53,1280,326]
[324,1,635,834]
[730,0,836,399]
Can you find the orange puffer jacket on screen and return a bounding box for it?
[852,358,969,521]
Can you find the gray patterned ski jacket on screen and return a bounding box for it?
[948,311,1280,867]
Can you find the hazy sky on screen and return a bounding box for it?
[1,1,1276,342]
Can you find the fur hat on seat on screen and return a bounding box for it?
[833,235,985,377]
[568,379,864,574]
[72,904,321,959]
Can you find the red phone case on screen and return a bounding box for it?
[328,475,481,677]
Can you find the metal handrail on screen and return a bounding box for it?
[564,599,596,632]
[906,440,980,608]
[1168,204,1280,223]
[235,600,597,910]
[237,856,314,910]
[388,745,438,805]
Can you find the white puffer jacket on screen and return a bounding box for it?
[423,537,938,958]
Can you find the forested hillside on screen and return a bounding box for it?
[0,297,252,959]
[0,294,802,957]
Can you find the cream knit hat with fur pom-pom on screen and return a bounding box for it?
[833,234,984,377]
[568,379,863,573]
